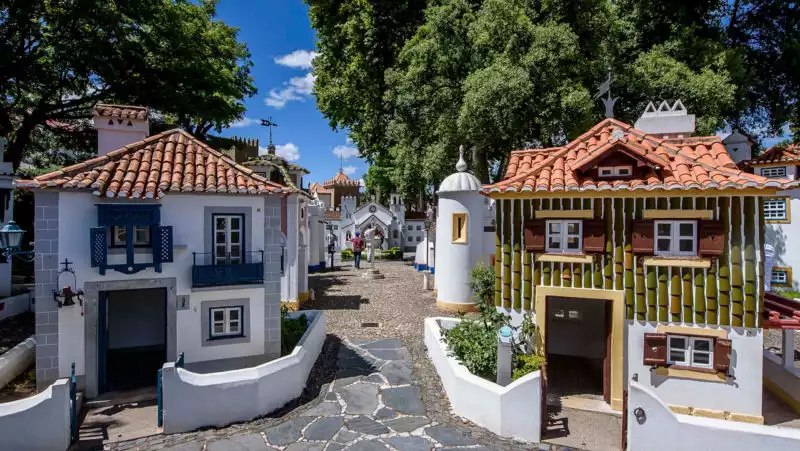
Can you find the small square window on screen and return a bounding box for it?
[667,335,714,369]
[209,306,245,339]
[764,198,789,222]
[771,268,790,286]
[761,166,787,178]
[110,225,151,248]
[546,220,582,253]
[654,221,696,257]
[452,213,468,244]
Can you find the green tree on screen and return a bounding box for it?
[0,0,256,169]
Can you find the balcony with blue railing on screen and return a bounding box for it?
[192,251,264,288]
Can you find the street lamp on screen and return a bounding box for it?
[0,220,25,253]
[424,206,435,271]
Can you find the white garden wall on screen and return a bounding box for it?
[0,379,70,451]
[0,336,35,389]
[626,321,763,416]
[424,317,541,443]
[161,311,325,434]
[0,291,32,321]
[763,350,800,411]
[628,380,800,451]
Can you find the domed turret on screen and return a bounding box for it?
[439,146,482,193]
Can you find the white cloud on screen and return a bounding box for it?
[333,145,358,159]
[229,117,260,128]
[258,142,301,162]
[342,165,357,176]
[358,178,366,187]
[274,50,319,69]
[265,73,316,109]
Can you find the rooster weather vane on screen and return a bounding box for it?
[594,72,618,118]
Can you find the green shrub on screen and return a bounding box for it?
[442,319,498,379]
[441,266,542,382]
[376,247,403,260]
[512,353,545,381]
[469,263,495,307]
[774,289,800,299]
[280,305,309,356]
[341,248,354,261]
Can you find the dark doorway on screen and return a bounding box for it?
[99,288,167,393]
[545,297,609,402]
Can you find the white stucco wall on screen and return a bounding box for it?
[56,192,268,378]
[436,193,486,306]
[626,321,763,416]
[764,187,800,289]
[282,195,300,303]
[0,291,32,321]
[93,116,148,156]
[628,380,800,451]
[162,311,325,434]
[0,336,35,389]
[424,318,541,443]
[0,379,70,451]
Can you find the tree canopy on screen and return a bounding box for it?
[307,0,800,199]
[0,0,256,168]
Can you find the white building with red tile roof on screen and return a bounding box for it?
[18,106,293,397]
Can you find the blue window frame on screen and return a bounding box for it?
[90,204,173,275]
[209,306,244,339]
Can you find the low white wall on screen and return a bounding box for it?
[162,310,326,434]
[0,379,71,451]
[0,291,32,321]
[628,380,800,450]
[424,317,541,443]
[763,350,800,410]
[626,321,763,416]
[0,336,35,389]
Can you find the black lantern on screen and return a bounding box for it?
[53,259,84,308]
[0,220,25,251]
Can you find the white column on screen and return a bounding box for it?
[782,329,796,370]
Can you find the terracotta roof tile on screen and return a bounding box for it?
[18,129,291,199]
[485,119,798,194]
[92,104,149,120]
[739,144,800,168]
[323,170,360,187]
[324,210,341,220]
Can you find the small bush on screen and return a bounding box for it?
[341,248,354,261]
[469,263,495,307]
[512,353,545,381]
[376,247,403,260]
[773,289,800,299]
[280,305,309,356]
[442,319,498,380]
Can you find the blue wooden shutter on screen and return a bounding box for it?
[90,227,107,270]
[154,226,174,265]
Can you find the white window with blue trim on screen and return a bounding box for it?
[209,306,244,339]
[90,204,173,275]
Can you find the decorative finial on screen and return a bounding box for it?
[593,72,618,118]
[456,145,467,172]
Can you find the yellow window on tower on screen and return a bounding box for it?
[452,213,468,244]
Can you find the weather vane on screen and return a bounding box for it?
[260,117,278,146]
[593,72,618,118]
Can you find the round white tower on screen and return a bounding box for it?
[435,146,485,312]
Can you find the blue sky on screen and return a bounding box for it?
[213,1,790,188]
[215,0,364,186]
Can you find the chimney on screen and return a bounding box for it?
[723,129,754,164]
[634,100,695,139]
[92,104,150,156]
[268,143,276,155]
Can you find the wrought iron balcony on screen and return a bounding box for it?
[192,251,264,288]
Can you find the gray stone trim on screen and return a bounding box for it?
[34,191,60,390]
[190,283,264,293]
[203,206,254,259]
[263,196,282,361]
[200,298,251,347]
[83,277,177,399]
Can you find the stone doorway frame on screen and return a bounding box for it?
[83,277,178,399]
[534,286,624,411]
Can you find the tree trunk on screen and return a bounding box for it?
[471,146,490,183]
[7,114,40,169]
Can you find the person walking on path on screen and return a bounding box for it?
[327,229,338,270]
[351,231,365,269]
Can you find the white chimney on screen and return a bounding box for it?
[722,129,753,164]
[92,104,150,156]
[634,100,696,139]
